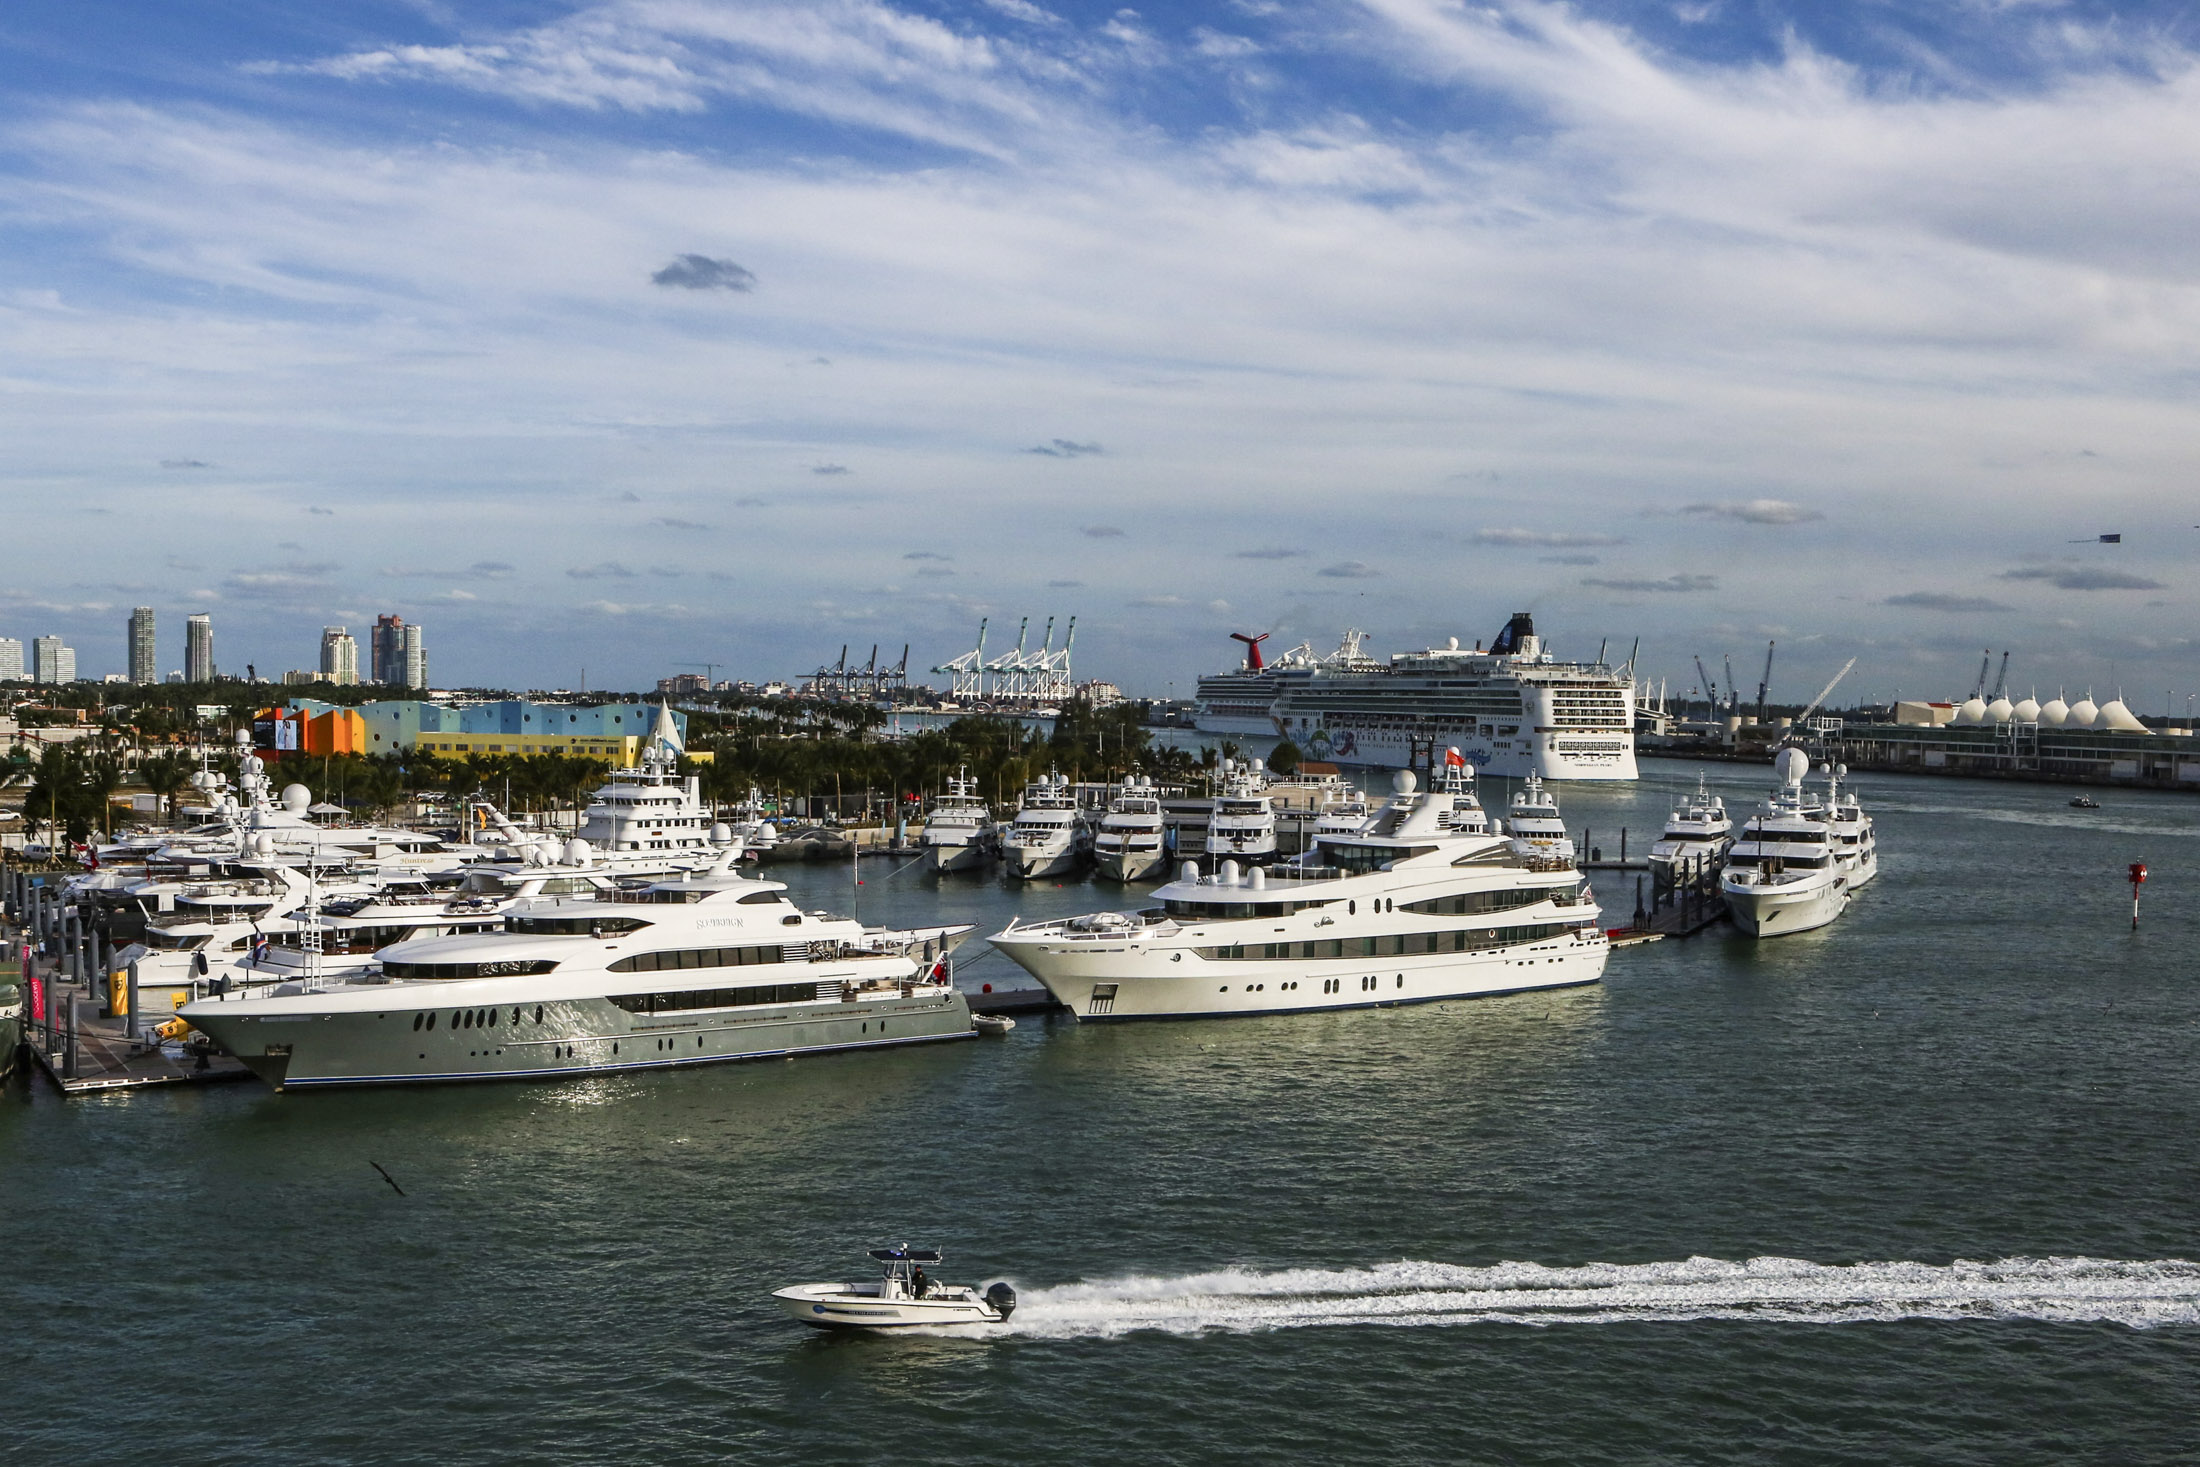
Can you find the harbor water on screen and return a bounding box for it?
[5,763,2198,1463]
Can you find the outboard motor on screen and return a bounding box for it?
[984,1282,1017,1320]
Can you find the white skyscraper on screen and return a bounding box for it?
[33,635,75,684]
[128,607,157,684]
[185,614,214,683]
[320,626,359,685]
[0,638,22,681]
[402,622,426,689]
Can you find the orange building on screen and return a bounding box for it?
[253,706,367,758]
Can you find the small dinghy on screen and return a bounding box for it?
[2069,795,2100,809]
[972,1013,1016,1036]
[774,1246,1016,1330]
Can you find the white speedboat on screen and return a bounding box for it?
[921,768,994,874]
[1720,748,1848,938]
[1504,774,1574,862]
[1001,771,1088,880]
[1648,775,1733,884]
[990,766,1606,1021]
[1093,776,1167,883]
[774,1247,1015,1330]
[1204,759,1279,864]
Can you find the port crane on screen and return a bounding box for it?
[1693,655,1718,718]
[1723,655,1738,714]
[1755,640,1775,723]
[1987,651,2009,702]
[1782,657,1859,744]
[1969,649,1993,701]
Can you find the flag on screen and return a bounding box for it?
[1444,747,1466,767]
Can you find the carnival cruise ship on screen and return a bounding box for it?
[988,766,1607,1020]
[1267,613,1637,781]
[1193,630,1379,737]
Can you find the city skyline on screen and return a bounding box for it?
[1,2,2195,706]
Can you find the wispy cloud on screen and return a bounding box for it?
[1999,566,2163,591]
[1885,591,2014,611]
[567,561,637,580]
[1472,528,1624,547]
[812,464,851,475]
[1318,561,1378,578]
[1583,574,1718,593]
[1233,547,1302,560]
[1027,440,1103,458]
[1082,525,1126,538]
[1678,500,1823,526]
[651,517,711,531]
[650,254,755,291]
[159,458,210,470]
[903,551,952,561]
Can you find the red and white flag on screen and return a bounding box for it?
[1444,747,1466,768]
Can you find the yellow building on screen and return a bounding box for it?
[408,732,715,766]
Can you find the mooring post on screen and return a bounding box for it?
[65,991,79,1080]
[126,958,140,1041]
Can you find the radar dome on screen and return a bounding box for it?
[2067,697,2099,728]
[251,833,275,857]
[564,838,592,866]
[1179,861,1200,883]
[1954,697,1987,724]
[2038,697,2070,726]
[2096,698,2147,732]
[1774,747,1808,786]
[191,770,215,792]
[1985,697,2014,724]
[2013,696,2042,722]
[710,822,734,844]
[1219,860,1241,886]
[1392,770,1418,794]
[282,783,311,813]
[1249,758,1265,775]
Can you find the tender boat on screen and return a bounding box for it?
[774,1247,1016,1330]
[2069,795,2099,810]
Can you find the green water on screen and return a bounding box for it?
[4,763,2196,1463]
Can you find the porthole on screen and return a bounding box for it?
[511,1007,521,1025]
[1349,900,1356,915]
[1396,975,1404,987]
[534,1006,544,1024]
[426,1013,437,1030]
[412,1013,424,1031]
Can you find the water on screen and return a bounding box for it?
[6,763,2197,1463]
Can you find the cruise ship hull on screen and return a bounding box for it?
[1722,876,1848,938]
[1192,713,1282,738]
[183,988,974,1090]
[992,930,1608,1020]
[1274,718,1637,780]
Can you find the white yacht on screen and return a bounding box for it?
[1001,771,1088,880]
[1822,762,1878,889]
[1504,774,1574,862]
[1094,776,1168,883]
[1648,775,1734,884]
[1204,758,1279,864]
[572,734,738,876]
[178,868,976,1090]
[1311,789,1372,839]
[1720,749,1848,938]
[989,767,1607,1021]
[921,769,995,874]
[774,1247,1015,1330]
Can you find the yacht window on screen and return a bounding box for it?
[505,914,652,936]
[383,959,561,979]
[609,945,786,974]
[609,982,819,1014]
[737,892,780,905]
[649,889,709,904]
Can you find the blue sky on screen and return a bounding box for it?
[3,1,2196,707]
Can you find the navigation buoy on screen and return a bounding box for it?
[2130,861,2147,929]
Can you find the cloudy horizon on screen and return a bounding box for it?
[3,0,2195,710]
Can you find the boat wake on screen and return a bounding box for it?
[968,1256,2200,1339]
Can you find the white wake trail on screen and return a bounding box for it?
[970,1256,2200,1339]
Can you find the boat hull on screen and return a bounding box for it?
[1005,844,1083,880]
[1722,875,1848,938]
[991,928,1608,1021]
[927,840,992,874]
[181,988,975,1091]
[772,1284,1006,1329]
[1095,849,1167,883]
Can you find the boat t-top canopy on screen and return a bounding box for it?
[868,1247,942,1263]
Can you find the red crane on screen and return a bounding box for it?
[1230,631,1270,672]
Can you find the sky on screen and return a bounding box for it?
[2,0,2196,708]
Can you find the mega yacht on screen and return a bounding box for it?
[1647,775,1733,884]
[1001,771,1089,880]
[1204,758,1279,865]
[572,735,729,876]
[178,868,976,1090]
[988,766,1607,1020]
[1268,613,1638,780]
[1821,762,1878,889]
[1720,749,1848,938]
[921,769,995,874]
[1504,774,1574,862]
[1094,776,1168,883]
[1311,787,1372,839]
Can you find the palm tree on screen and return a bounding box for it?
[138,750,192,823]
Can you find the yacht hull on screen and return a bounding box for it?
[771,1284,1006,1329]
[927,840,992,874]
[1095,849,1166,883]
[1722,877,1848,938]
[182,989,974,1091]
[1005,844,1083,880]
[991,930,1608,1021]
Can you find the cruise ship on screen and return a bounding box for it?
[1193,631,1379,737]
[1268,613,1637,781]
[988,765,1607,1020]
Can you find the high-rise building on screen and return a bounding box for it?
[128,607,157,684]
[402,622,425,689]
[320,626,359,685]
[185,614,214,683]
[33,635,75,684]
[0,638,22,681]
[372,614,403,685]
